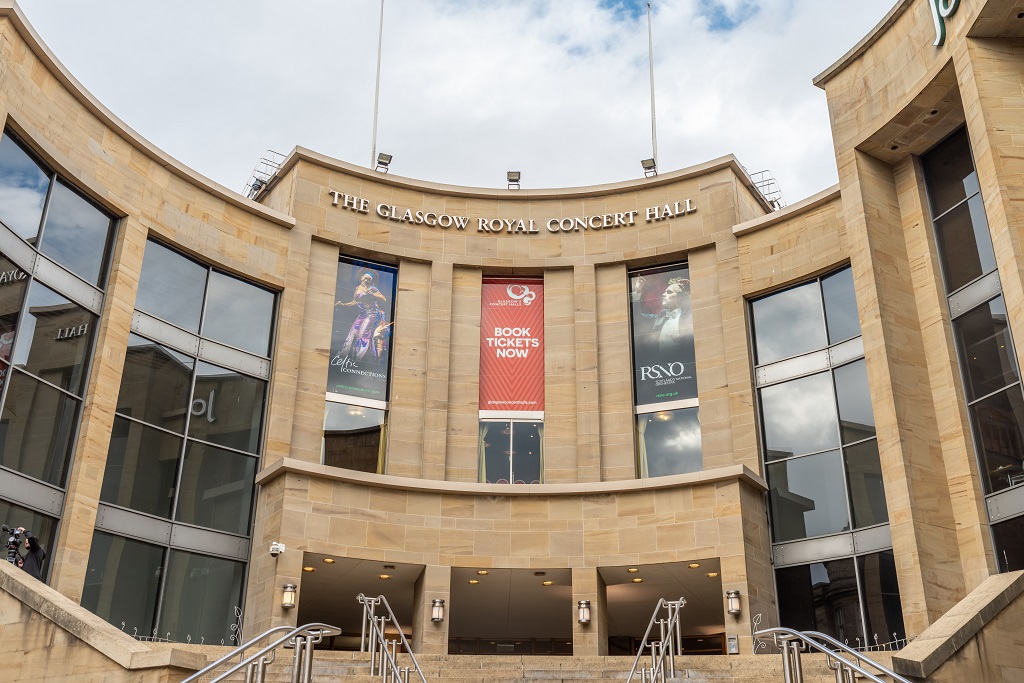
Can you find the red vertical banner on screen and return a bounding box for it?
[479,279,544,412]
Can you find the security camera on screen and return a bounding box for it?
[269,542,286,557]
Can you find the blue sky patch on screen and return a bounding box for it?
[599,0,648,21]
[697,0,761,33]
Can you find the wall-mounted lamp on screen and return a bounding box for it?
[431,599,445,622]
[726,589,741,616]
[375,153,393,173]
[577,599,591,625]
[507,171,521,190]
[282,583,297,610]
[641,158,657,177]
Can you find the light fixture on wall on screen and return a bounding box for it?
[577,600,591,625]
[726,589,741,616]
[375,153,392,173]
[507,171,521,190]
[282,584,297,610]
[431,599,445,622]
[641,158,657,177]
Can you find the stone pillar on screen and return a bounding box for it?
[572,567,607,655]
[411,565,450,654]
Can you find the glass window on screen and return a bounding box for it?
[821,268,861,345]
[0,133,50,242]
[12,280,97,396]
[37,180,112,286]
[858,550,906,644]
[115,334,194,433]
[767,451,850,542]
[933,195,997,292]
[81,532,163,637]
[158,550,245,644]
[0,370,79,486]
[954,297,1018,402]
[202,271,275,356]
[322,402,386,473]
[0,253,28,339]
[970,388,1024,494]
[174,441,256,536]
[100,416,181,519]
[0,497,56,579]
[135,241,207,333]
[751,281,827,365]
[760,372,840,460]
[992,515,1024,572]
[834,360,876,444]
[776,559,863,644]
[844,440,888,529]
[479,421,543,484]
[921,129,980,218]
[637,408,702,478]
[188,361,265,454]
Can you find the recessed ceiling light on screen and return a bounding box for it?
[303,566,315,572]
[379,574,391,580]
[688,563,701,569]
[477,570,489,575]
[468,579,479,585]
[534,571,547,577]
[627,567,640,573]
[383,564,395,570]
[707,572,719,578]
[631,578,644,584]
[323,558,335,564]
[542,580,554,586]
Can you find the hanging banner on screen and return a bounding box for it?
[630,265,697,406]
[327,260,397,401]
[479,279,544,412]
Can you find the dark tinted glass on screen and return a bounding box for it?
[115,334,194,432]
[844,439,888,528]
[136,241,207,332]
[933,195,997,292]
[100,416,182,518]
[175,441,256,535]
[752,281,827,364]
[992,516,1024,572]
[0,498,56,580]
[761,372,840,460]
[81,532,163,637]
[38,181,112,286]
[480,421,511,484]
[511,421,543,484]
[0,253,29,366]
[821,268,860,344]
[955,297,1018,401]
[776,559,863,644]
[922,129,979,218]
[202,271,274,356]
[11,281,97,395]
[322,402,385,473]
[0,370,79,485]
[858,550,906,644]
[159,550,245,644]
[188,361,265,454]
[834,360,876,444]
[970,388,1024,494]
[638,408,702,478]
[0,133,50,242]
[768,451,850,542]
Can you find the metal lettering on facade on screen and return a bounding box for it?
[931,0,962,47]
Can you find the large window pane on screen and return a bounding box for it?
[100,416,181,519]
[202,271,274,356]
[81,532,163,637]
[638,408,702,478]
[844,439,888,529]
[511,421,543,484]
[323,402,385,473]
[0,498,56,579]
[933,195,997,293]
[0,370,79,486]
[821,268,860,345]
[768,451,850,542]
[158,550,244,644]
[834,360,876,444]
[188,361,265,454]
[992,515,1024,572]
[12,280,97,396]
[776,559,863,644]
[752,281,827,365]
[135,241,207,332]
[175,441,256,536]
[38,181,112,286]
[0,253,29,389]
[0,133,50,242]
[970,388,1024,494]
[954,297,1018,402]
[480,421,511,483]
[922,129,980,218]
[858,550,906,644]
[115,334,194,433]
[760,372,840,460]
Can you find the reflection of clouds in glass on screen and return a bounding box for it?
[0,185,45,239]
[203,271,275,356]
[644,408,702,477]
[39,182,111,285]
[834,360,875,442]
[137,241,207,332]
[769,451,848,541]
[324,402,386,431]
[753,282,826,364]
[761,372,839,459]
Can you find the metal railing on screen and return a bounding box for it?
[625,597,687,683]
[180,622,341,683]
[755,626,913,683]
[358,593,427,683]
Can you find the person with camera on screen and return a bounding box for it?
[14,527,45,580]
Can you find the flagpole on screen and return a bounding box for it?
[647,2,658,165]
[370,0,385,168]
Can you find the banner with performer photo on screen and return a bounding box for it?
[327,260,397,401]
[479,279,544,412]
[629,265,697,406]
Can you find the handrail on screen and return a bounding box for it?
[180,622,341,683]
[754,626,913,683]
[358,593,427,683]
[625,597,686,683]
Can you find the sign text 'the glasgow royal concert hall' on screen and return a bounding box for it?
[327,191,697,235]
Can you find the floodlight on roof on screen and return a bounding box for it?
[641,158,657,177]
[375,153,392,173]
[507,170,521,190]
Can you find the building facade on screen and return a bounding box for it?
[1,0,1023,660]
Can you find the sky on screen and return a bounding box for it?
[16,0,898,204]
